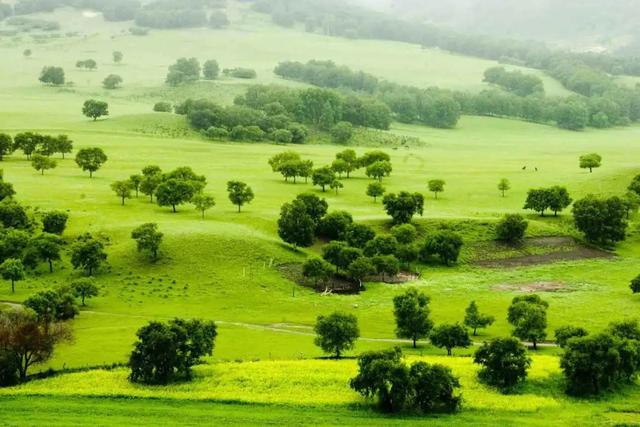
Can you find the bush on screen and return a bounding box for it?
[555,325,589,348]
[495,214,528,243]
[313,312,359,358]
[224,68,257,79]
[420,231,463,266]
[474,337,531,390]
[41,211,68,235]
[631,274,640,294]
[153,102,172,113]
[0,350,20,386]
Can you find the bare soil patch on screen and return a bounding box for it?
[493,281,571,293]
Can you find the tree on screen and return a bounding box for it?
[631,274,640,294]
[330,179,344,195]
[336,149,358,178]
[391,224,417,245]
[31,154,56,175]
[366,182,385,202]
[572,195,628,245]
[555,325,589,348]
[382,192,424,224]
[523,188,551,216]
[302,258,333,288]
[421,231,463,266]
[322,241,360,273]
[330,121,354,144]
[344,223,376,249]
[209,11,229,29]
[202,60,220,80]
[278,199,315,248]
[331,159,350,178]
[140,172,163,203]
[39,66,65,86]
[507,295,548,350]
[409,362,462,413]
[295,193,328,224]
[430,323,471,356]
[316,211,353,240]
[365,235,399,257]
[0,200,29,229]
[349,347,412,413]
[102,74,123,90]
[111,180,132,205]
[495,214,528,244]
[75,147,107,178]
[29,233,62,273]
[129,319,217,384]
[0,133,13,160]
[0,259,25,293]
[365,160,392,181]
[154,102,173,113]
[498,178,511,197]
[428,179,445,199]
[76,59,97,70]
[42,211,68,235]
[55,135,73,159]
[372,255,400,282]
[155,179,196,213]
[70,234,107,276]
[464,301,495,336]
[23,49,32,58]
[548,186,572,216]
[312,167,336,192]
[227,181,254,213]
[131,223,163,261]
[347,257,376,288]
[113,51,123,64]
[82,100,109,121]
[71,278,99,306]
[129,175,143,198]
[192,193,215,219]
[314,312,360,358]
[13,132,41,160]
[579,153,602,173]
[23,288,78,324]
[474,337,531,390]
[623,191,640,219]
[0,181,14,202]
[0,308,72,381]
[166,58,201,86]
[393,288,433,348]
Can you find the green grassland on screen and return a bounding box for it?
[0,3,640,426]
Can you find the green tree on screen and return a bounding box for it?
[464,301,495,336]
[430,323,471,356]
[24,288,78,324]
[393,288,433,348]
[428,179,445,199]
[202,60,220,80]
[302,258,333,288]
[140,173,163,203]
[631,274,640,294]
[131,223,163,261]
[314,312,360,358]
[420,231,463,266]
[31,154,56,175]
[75,147,107,178]
[102,74,123,90]
[498,178,511,197]
[156,179,196,213]
[330,121,354,144]
[166,57,201,86]
[42,211,68,235]
[410,361,462,413]
[39,66,65,86]
[507,295,548,350]
[0,133,14,160]
[548,186,572,216]
[474,337,531,390]
[227,181,254,213]
[0,259,25,293]
[113,51,123,64]
[70,278,99,306]
[572,195,628,245]
[330,179,344,195]
[495,214,528,244]
[382,192,424,224]
[278,199,315,248]
[371,255,400,282]
[129,175,143,198]
[331,159,350,178]
[82,99,109,121]
[366,181,385,202]
[344,223,376,249]
[365,160,392,181]
[554,325,589,348]
[55,135,73,159]
[28,233,62,273]
[579,153,602,173]
[316,211,353,240]
[111,180,132,206]
[70,234,107,276]
[312,167,336,192]
[391,224,417,245]
[335,149,358,178]
[192,193,216,219]
[347,257,376,288]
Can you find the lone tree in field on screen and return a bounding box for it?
[113,51,123,64]
[192,193,216,219]
[314,312,360,358]
[102,74,123,90]
[428,179,445,199]
[39,66,65,86]
[29,233,62,273]
[31,154,57,175]
[464,301,495,336]
[227,181,254,212]
[312,167,336,192]
[572,195,628,246]
[0,133,14,160]
[155,179,195,213]
[366,182,385,202]
[129,319,217,385]
[131,223,163,262]
[82,100,109,121]
[382,192,424,224]
[0,259,25,293]
[393,288,433,348]
[495,214,528,244]
[430,323,472,356]
[498,178,511,197]
[0,308,72,381]
[579,153,602,173]
[71,278,99,306]
[75,147,107,178]
[365,160,392,181]
[474,337,531,391]
[70,234,107,276]
[111,180,132,205]
[278,199,315,249]
[507,295,548,350]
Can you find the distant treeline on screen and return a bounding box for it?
[275,60,640,130]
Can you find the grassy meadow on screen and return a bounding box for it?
[0,2,639,425]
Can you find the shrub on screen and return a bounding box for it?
[474,337,531,390]
[495,214,528,243]
[153,102,172,113]
[555,325,589,348]
[420,231,463,266]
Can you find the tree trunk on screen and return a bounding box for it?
[447,348,452,356]
[41,170,44,175]
[49,260,53,273]
[413,337,417,348]
[11,279,15,293]
[532,339,537,350]
[502,190,505,197]
[81,295,86,306]
[473,327,477,336]
[172,205,176,213]
[121,197,125,206]
[90,170,93,178]
[434,192,438,199]
[201,210,205,220]
[237,205,241,213]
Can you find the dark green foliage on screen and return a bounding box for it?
[82,99,109,121]
[608,319,640,341]
[129,319,217,385]
[523,186,572,216]
[0,349,20,386]
[23,287,78,323]
[393,288,433,348]
[131,223,163,261]
[227,181,254,213]
[365,160,392,181]
[302,258,333,288]
[631,275,640,294]
[572,195,628,245]
[344,223,375,249]
[366,182,385,202]
[322,241,362,273]
[464,301,495,336]
[474,337,531,390]
[429,323,471,356]
[166,58,201,86]
[347,257,375,287]
[102,74,123,90]
[330,121,353,144]
[31,154,56,175]
[555,325,589,348]
[278,199,316,248]
[0,133,14,160]
[155,179,196,213]
[70,234,107,276]
[507,295,548,350]
[364,235,398,257]
[38,66,64,86]
[76,59,97,70]
[371,254,400,281]
[382,192,424,224]
[27,233,61,273]
[409,362,461,413]
[0,259,25,293]
[314,312,359,358]
[70,278,99,306]
[202,60,220,80]
[294,193,328,224]
[312,167,335,192]
[75,147,107,177]
[153,102,173,112]
[391,224,417,245]
[223,68,257,79]
[0,200,29,230]
[420,231,463,266]
[428,179,445,199]
[483,67,544,96]
[495,214,528,244]
[316,211,353,240]
[111,180,132,206]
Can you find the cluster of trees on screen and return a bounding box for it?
[483,67,544,97]
[523,186,572,217]
[38,66,64,86]
[165,57,222,86]
[134,0,227,29]
[0,132,73,161]
[76,59,97,70]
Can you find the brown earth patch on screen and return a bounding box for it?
[493,281,571,293]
